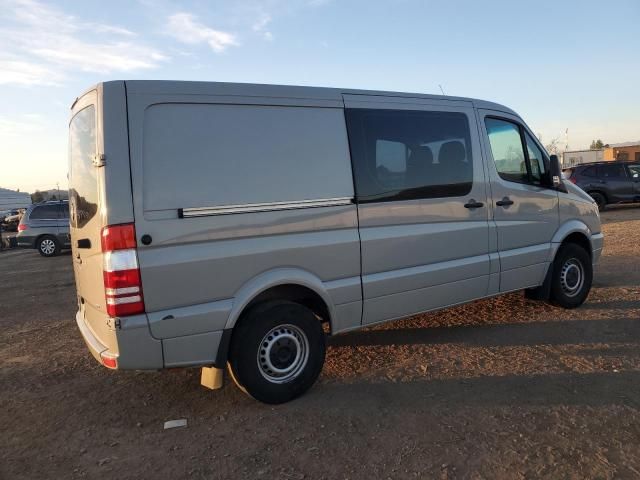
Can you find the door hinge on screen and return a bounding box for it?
[107,317,122,329]
[93,153,106,167]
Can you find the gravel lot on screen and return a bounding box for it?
[1,206,639,479]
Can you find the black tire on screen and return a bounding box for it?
[228,300,326,404]
[549,243,592,309]
[37,235,61,257]
[589,192,606,211]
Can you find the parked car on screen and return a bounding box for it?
[2,209,25,232]
[70,81,603,404]
[564,162,640,210]
[16,201,71,256]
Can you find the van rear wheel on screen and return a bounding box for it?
[37,235,60,257]
[550,243,592,309]
[228,300,326,404]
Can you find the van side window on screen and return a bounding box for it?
[30,205,59,219]
[485,117,548,186]
[345,109,473,203]
[485,119,527,183]
[525,132,547,185]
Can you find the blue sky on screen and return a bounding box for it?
[1,0,639,192]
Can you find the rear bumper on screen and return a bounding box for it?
[15,232,36,248]
[75,310,231,370]
[75,311,164,370]
[591,232,604,265]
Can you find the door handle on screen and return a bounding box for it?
[77,238,91,249]
[464,199,484,209]
[496,197,514,207]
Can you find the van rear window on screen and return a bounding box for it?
[69,105,98,228]
[141,104,354,212]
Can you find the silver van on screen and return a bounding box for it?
[70,81,603,404]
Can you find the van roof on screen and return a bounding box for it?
[78,80,519,117]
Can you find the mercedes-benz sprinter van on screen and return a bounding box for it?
[69,81,603,404]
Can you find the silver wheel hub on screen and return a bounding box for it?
[257,324,309,384]
[560,258,584,297]
[40,239,55,255]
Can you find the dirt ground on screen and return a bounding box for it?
[1,206,639,479]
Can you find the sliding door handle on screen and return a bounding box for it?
[464,199,484,209]
[496,197,514,207]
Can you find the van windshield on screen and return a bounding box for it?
[69,105,98,229]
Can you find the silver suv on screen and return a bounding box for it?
[16,201,71,257]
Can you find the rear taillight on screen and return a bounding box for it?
[568,177,577,184]
[100,352,118,369]
[101,224,145,317]
[17,224,27,231]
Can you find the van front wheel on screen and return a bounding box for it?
[550,243,592,309]
[228,300,326,404]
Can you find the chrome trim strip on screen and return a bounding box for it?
[182,197,353,217]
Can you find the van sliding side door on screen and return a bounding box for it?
[344,94,491,326]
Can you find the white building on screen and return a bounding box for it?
[0,187,31,212]
[561,149,604,168]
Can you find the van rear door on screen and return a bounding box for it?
[69,90,111,346]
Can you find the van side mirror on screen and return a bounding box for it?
[549,154,563,189]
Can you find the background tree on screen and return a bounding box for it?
[31,190,44,203]
[544,137,563,155]
[590,139,604,150]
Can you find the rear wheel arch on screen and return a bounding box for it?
[240,284,331,332]
[225,269,335,333]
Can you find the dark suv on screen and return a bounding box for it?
[16,201,71,257]
[564,162,640,210]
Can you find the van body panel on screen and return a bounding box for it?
[136,223,359,312]
[364,276,488,325]
[101,81,136,226]
[163,331,223,367]
[115,315,163,369]
[344,95,491,325]
[476,108,559,293]
[147,299,232,339]
[125,88,361,337]
[222,267,361,332]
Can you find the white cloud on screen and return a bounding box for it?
[0,0,167,86]
[0,58,64,86]
[90,24,137,37]
[0,113,46,136]
[166,13,238,53]
[252,13,273,41]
